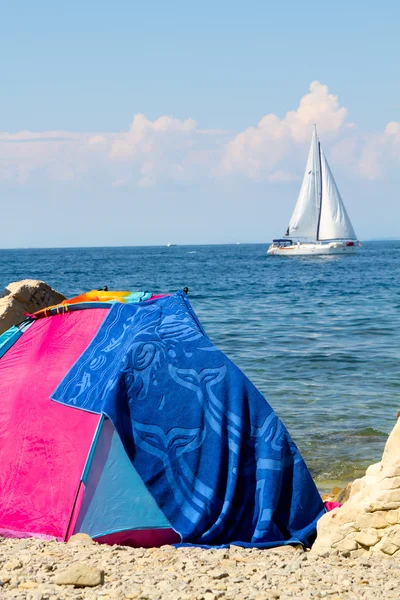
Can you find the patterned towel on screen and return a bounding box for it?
[52,291,324,547]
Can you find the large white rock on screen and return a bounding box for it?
[312,416,400,557]
[0,279,65,335]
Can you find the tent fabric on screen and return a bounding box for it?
[0,319,34,358]
[33,289,159,319]
[74,417,180,545]
[53,291,325,548]
[94,528,181,547]
[0,309,109,540]
[0,326,23,358]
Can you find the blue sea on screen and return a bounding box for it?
[1,241,399,492]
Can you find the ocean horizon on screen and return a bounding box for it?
[1,237,400,251]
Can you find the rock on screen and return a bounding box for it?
[353,511,388,530]
[3,558,23,570]
[54,563,104,587]
[333,537,359,552]
[312,416,400,556]
[336,483,354,504]
[18,581,39,589]
[377,538,399,556]
[321,486,343,502]
[354,529,380,548]
[381,476,400,490]
[0,279,65,334]
[67,533,95,546]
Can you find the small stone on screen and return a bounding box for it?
[379,539,400,556]
[3,558,23,570]
[54,563,104,587]
[354,529,380,548]
[19,580,39,589]
[67,533,94,546]
[213,582,227,590]
[354,511,388,530]
[334,538,359,552]
[287,560,301,572]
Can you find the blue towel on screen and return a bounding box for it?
[52,291,324,547]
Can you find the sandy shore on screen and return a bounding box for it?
[0,535,399,600]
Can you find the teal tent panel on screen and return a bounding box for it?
[74,418,173,538]
[0,320,35,359]
[0,326,22,359]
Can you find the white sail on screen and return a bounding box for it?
[268,126,360,255]
[318,147,357,241]
[285,127,320,239]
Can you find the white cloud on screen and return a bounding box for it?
[88,135,106,146]
[0,82,398,187]
[0,130,98,183]
[109,114,197,161]
[358,134,386,180]
[329,121,400,181]
[220,81,348,179]
[0,131,80,142]
[108,114,204,187]
[385,121,400,160]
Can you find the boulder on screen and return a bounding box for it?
[312,415,400,557]
[0,279,65,335]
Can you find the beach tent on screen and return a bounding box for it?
[0,290,325,548]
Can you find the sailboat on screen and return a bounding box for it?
[267,125,361,256]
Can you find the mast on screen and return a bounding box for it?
[315,125,323,242]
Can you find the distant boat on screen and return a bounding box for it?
[167,243,176,247]
[267,125,361,256]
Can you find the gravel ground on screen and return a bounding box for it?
[0,535,399,600]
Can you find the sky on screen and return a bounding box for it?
[1,0,399,248]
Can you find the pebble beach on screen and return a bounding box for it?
[0,534,399,600]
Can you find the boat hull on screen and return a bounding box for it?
[267,242,360,256]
